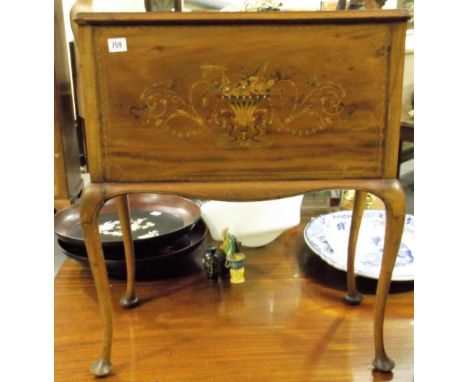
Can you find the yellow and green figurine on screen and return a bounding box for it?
[220,228,246,284]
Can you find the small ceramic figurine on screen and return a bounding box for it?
[220,228,240,257]
[225,252,246,284]
[220,229,246,284]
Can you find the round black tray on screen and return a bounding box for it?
[57,219,207,280]
[54,193,201,254]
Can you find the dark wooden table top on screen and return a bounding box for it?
[55,211,413,382]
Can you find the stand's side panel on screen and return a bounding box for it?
[76,26,105,181]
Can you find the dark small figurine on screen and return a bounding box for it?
[203,243,231,280]
[202,245,218,279]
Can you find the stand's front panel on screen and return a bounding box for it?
[84,19,405,182]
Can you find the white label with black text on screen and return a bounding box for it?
[108,38,127,53]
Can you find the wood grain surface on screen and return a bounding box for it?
[55,212,413,382]
[73,10,409,25]
[73,11,408,183]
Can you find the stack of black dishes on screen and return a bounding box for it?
[54,194,207,280]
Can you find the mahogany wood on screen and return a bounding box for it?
[73,10,407,183]
[71,2,410,376]
[80,193,113,376]
[345,190,367,305]
[68,41,87,167]
[372,185,406,371]
[55,211,414,381]
[115,194,139,308]
[74,9,408,25]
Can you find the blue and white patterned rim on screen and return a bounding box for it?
[304,210,414,281]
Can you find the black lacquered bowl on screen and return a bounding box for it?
[54,193,201,257]
[57,219,207,280]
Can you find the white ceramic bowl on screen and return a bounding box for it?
[200,195,304,247]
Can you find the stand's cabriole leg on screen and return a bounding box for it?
[115,194,139,309]
[80,185,113,377]
[345,190,367,305]
[372,182,406,372]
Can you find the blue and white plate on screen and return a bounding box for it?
[304,210,414,281]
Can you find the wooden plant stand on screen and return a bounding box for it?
[71,3,409,376]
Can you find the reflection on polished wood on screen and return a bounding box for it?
[55,212,413,382]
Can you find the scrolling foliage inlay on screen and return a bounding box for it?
[130,64,346,148]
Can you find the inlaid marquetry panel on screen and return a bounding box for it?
[90,23,399,182]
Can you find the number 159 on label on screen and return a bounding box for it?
[108,38,127,53]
